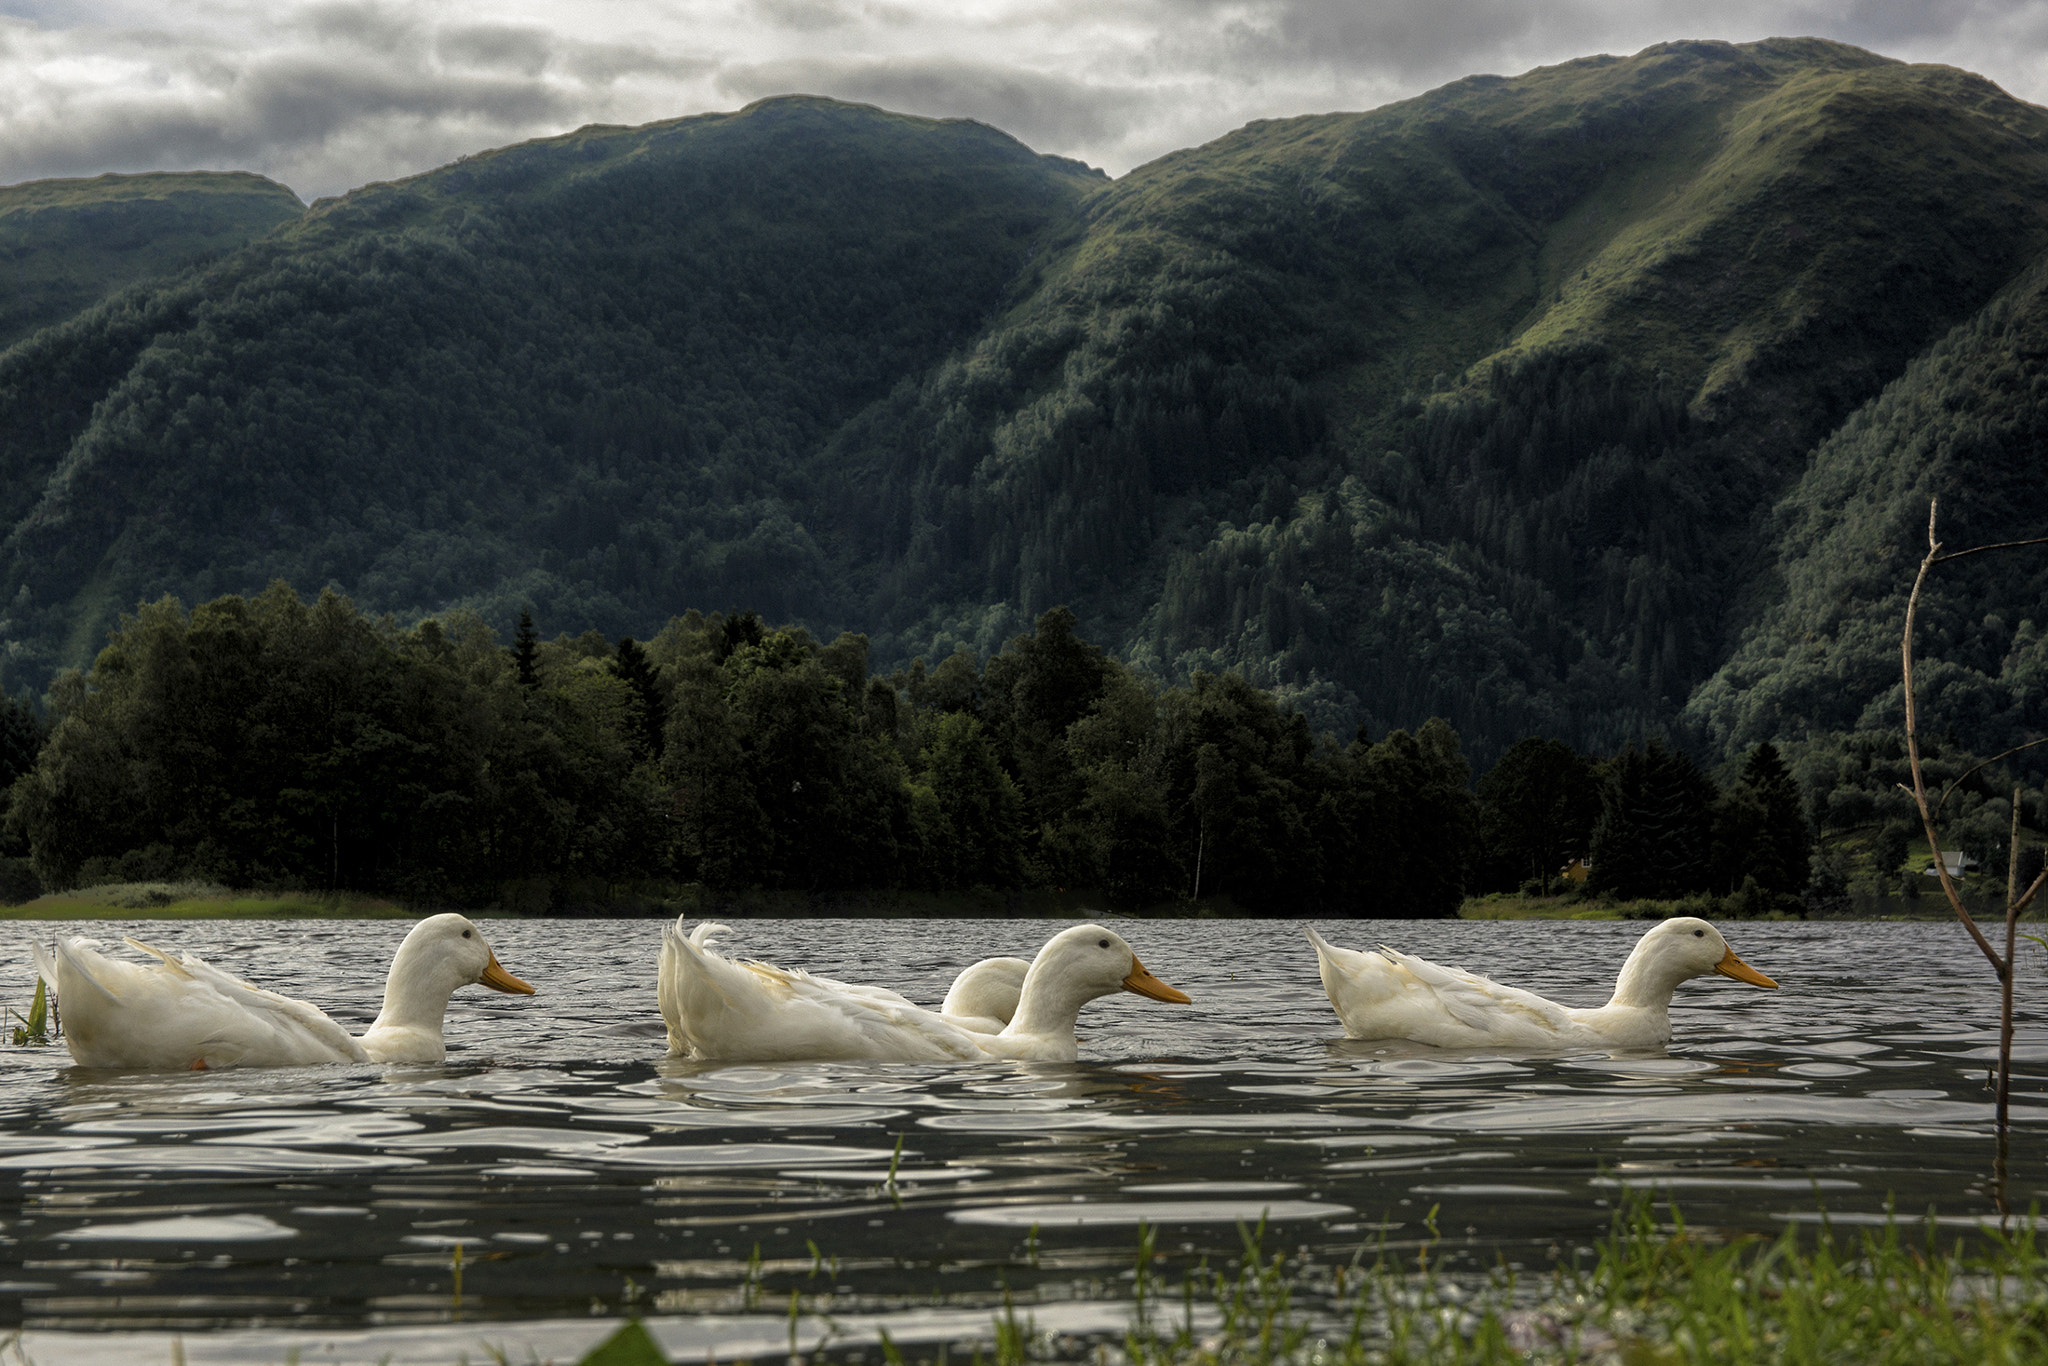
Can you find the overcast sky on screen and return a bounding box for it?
[4,1,2047,202]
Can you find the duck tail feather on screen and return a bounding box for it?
[123,936,199,979]
[29,937,59,992]
[48,937,124,1008]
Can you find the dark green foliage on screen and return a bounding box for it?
[575,1320,669,1366]
[1872,821,1914,880]
[4,42,2048,790]
[1352,719,1481,918]
[612,637,668,760]
[1038,657,1477,916]
[1474,737,1602,894]
[5,591,1478,912]
[908,712,1025,890]
[1708,742,1812,902]
[1588,740,1718,900]
[9,585,670,904]
[513,609,540,689]
[664,622,912,891]
[0,171,304,350]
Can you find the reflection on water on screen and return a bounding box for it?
[0,916,2040,1363]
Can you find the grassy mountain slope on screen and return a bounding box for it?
[849,38,2048,762]
[0,171,304,351]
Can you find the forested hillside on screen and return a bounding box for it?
[1682,253,2048,864]
[0,100,1103,697]
[5,36,2048,803]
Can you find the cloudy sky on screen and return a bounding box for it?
[5,1,2047,202]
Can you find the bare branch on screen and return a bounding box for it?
[2011,787,2025,911]
[1931,534,2048,565]
[2013,865,2048,920]
[1935,737,2048,822]
[1903,498,2007,976]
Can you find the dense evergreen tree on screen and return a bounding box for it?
[612,636,668,760]
[1588,741,1718,900]
[513,609,540,689]
[1709,742,1813,903]
[663,624,911,891]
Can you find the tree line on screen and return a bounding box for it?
[0,584,1828,916]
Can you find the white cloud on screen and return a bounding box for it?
[1,1,2045,200]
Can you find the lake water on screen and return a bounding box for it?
[0,916,2040,1364]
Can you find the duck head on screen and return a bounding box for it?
[1610,916,1776,1008]
[1008,924,1191,1036]
[375,913,534,1030]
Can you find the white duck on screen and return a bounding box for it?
[940,955,1031,1033]
[32,913,535,1070]
[658,921,1189,1062]
[1305,916,1776,1049]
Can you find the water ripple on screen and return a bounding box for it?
[0,915,2038,1355]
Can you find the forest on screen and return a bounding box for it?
[0,588,1850,918]
[3,38,2048,853]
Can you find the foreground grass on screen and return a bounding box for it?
[0,881,409,920]
[574,1200,2047,1365]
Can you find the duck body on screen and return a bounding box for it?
[659,922,1189,1063]
[1306,917,1776,1049]
[33,913,535,1070]
[940,956,1030,1033]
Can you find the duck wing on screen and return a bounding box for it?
[1369,946,1579,1045]
[661,921,989,1062]
[1305,928,1578,1046]
[42,937,367,1069]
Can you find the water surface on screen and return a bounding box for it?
[0,916,2039,1363]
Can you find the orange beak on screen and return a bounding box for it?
[479,952,536,995]
[1122,955,1192,1004]
[1714,946,1777,988]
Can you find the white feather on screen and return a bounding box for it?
[1306,918,1776,1049]
[32,914,535,1071]
[660,922,1189,1063]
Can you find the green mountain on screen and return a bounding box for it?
[5,38,2048,784]
[0,171,305,350]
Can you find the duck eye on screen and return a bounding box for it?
[463,930,473,939]
[1693,930,1704,938]
[1098,938,1110,948]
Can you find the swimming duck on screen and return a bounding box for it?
[658,921,1190,1062]
[1305,916,1776,1049]
[940,955,1031,1033]
[32,913,535,1070]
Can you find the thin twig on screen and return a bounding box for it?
[1901,499,2006,976]
[1935,737,2048,822]
[1931,534,2048,564]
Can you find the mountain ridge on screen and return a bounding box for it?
[2,41,2045,794]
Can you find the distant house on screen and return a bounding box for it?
[1560,857,1591,884]
[1924,850,1979,877]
